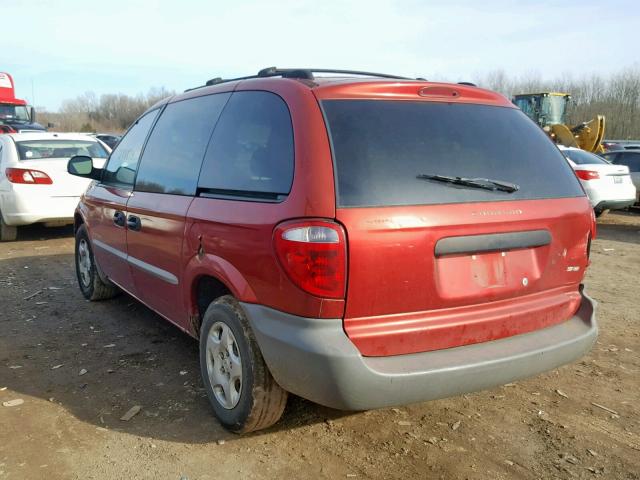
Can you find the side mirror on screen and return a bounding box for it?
[68,155,102,180]
[29,106,36,123]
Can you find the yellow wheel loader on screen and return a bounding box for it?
[513,92,605,153]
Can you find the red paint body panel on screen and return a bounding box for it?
[0,99,26,106]
[179,78,344,321]
[312,80,514,107]
[337,197,592,356]
[0,72,27,105]
[126,192,193,330]
[346,286,582,356]
[82,183,137,295]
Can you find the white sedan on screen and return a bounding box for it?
[0,132,109,241]
[559,146,636,216]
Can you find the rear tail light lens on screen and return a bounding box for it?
[5,168,53,185]
[274,220,346,299]
[575,170,600,180]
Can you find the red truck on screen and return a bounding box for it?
[0,72,46,133]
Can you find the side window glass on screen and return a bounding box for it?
[198,91,294,199]
[614,154,631,168]
[135,93,230,195]
[102,110,159,187]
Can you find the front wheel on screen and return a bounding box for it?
[75,224,119,300]
[200,295,288,433]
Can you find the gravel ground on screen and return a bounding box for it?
[0,211,638,480]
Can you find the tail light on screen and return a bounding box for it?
[6,168,53,185]
[274,220,346,299]
[575,170,600,181]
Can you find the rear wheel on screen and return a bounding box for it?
[75,224,118,300]
[0,210,17,242]
[594,208,608,218]
[200,295,288,433]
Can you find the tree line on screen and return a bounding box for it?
[39,87,174,133]
[474,67,640,139]
[39,67,640,139]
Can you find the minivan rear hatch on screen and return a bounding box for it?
[321,97,593,357]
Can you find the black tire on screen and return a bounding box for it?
[0,210,17,242]
[75,224,118,301]
[594,208,608,218]
[199,295,287,433]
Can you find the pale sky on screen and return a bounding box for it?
[3,0,639,110]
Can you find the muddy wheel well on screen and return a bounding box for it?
[194,276,232,332]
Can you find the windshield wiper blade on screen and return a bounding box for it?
[470,177,520,192]
[416,174,519,193]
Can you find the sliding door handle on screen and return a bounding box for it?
[127,215,141,231]
[113,211,126,227]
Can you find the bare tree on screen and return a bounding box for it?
[44,87,175,133]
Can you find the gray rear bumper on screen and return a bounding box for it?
[242,287,597,410]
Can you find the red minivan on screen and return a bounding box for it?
[67,68,597,433]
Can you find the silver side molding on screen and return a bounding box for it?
[93,239,179,285]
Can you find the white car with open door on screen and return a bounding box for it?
[559,146,636,217]
[0,132,109,240]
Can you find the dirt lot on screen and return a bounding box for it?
[0,212,639,480]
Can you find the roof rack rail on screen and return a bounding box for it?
[186,67,423,92]
[457,82,477,87]
[256,67,414,80]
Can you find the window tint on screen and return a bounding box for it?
[614,152,640,172]
[322,100,584,207]
[198,91,294,199]
[562,148,608,165]
[102,110,159,187]
[135,93,230,195]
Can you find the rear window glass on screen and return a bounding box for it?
[322,101,584,207]
[562,149,608,165]
[15,140,108,161]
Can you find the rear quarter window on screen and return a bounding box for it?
[322,100,585,207]
[197,91,294,200]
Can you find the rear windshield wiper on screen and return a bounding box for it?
[417,174,519,193]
